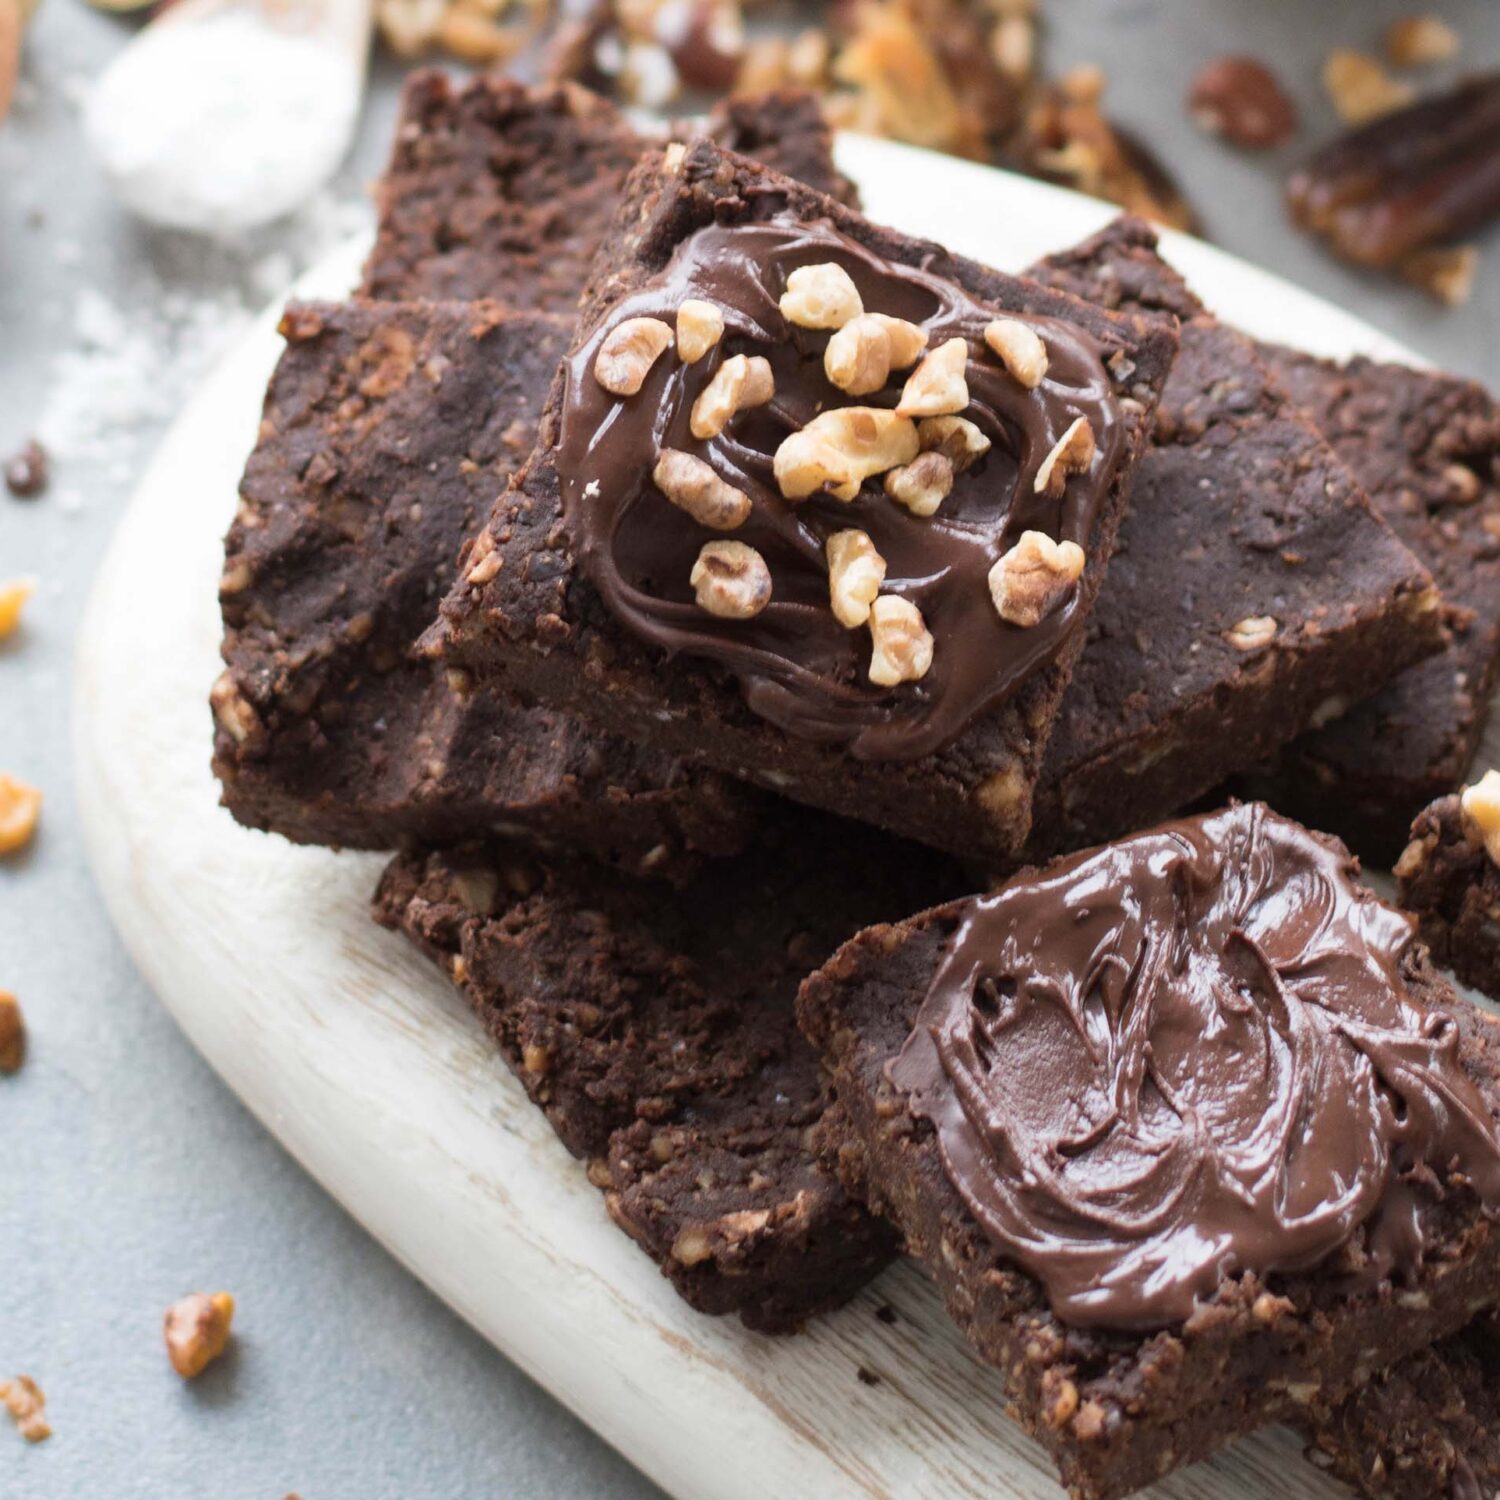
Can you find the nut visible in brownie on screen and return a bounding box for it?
[372,811,966,1331]
[213,299,761,875]
[1395,773,1500,999]
[1244,347,1500,863]
[1024,218,1445,856]
[427,140,1178,863]
[799,802,1500,1500]
[360,72,857,308]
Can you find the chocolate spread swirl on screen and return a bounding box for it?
[890,803,1500,1330]
[555,218,1125,761]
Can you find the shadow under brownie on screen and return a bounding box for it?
[799,802,1500,1500]
[372,810,965,1332]
[428,140,1179,863]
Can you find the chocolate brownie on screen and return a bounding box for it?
[372,812,966,1331]
[1395,774,1500,998]
[1245,349,1500,863]
[799,803,1500,1500]
[1025,220,1444,854]
[212,299,760,874]
[1304,1311,1500,1500]
[427,140,1179,862]
[360,73,856,308]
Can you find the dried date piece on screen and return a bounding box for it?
[1188,56,1298,150]
[1288,74,1500,273]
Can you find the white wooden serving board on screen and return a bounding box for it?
[76,137,1463,1500]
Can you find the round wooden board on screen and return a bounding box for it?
[76,136,1446,1500]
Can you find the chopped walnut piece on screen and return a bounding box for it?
[884,451,955,517]
[1385,15,1460,68]
[867,595,934,685]
[779,261,863,330]
[594,316,674,396]
[896,337,969,417]
[690,540,772,619]
[1323,50,1414,126]
[874,314,930,370]
[918,415,991,471]
[653,449,750,530]
[672,1226,714,1265]
[826,529,887,628]
[825,315,893,396]
[1400,244,1479,306]
[0,990,23,1074]
[1033,417,1096,497]
[988,531,1085,627]
[164,1292,236,1380]
[774,407,920,501]
[690,353,774,439]
[676,299,725,363]
[1225,615,1278,652]
[0,1376,49,1442]
[0,576,35,640]
[983,319,1048,388]
[0,773,41,856]
[1461,769,1500,865]
[1188,55,1299,150]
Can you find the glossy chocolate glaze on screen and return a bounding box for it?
[890,803,1500,1330]
[556,218,1125,761]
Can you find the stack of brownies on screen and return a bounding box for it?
[210,72,1500,1500]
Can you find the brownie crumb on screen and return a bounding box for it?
[4,441,48,500]
[875,1304,898,1325]
[856,1365,881,1387]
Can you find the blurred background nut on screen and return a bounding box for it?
[1188,55,1299,150]
[164,1291,236,1379]
[1385,15,1460,68]
[0,1376,49,1442]
[1322,49,1414,125]
[0,990,24,1074]
[0,577,36,639]
[0,773,42,856]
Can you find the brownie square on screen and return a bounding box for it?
[372,811,965,1331]
[799,802,1500,1500]
[1245,350,1500,863]
[360,73,856,309]
[212,299,760,875]
[1025,220,1445,854]
[1395,781,1500,999]
[428,140,1179,862]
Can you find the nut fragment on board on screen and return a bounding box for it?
[1385,15,1460,68]
[0,577,35,640]
[1188,55,1298,149]
[1322,49,1414,126]
[164,1292,236,1379]
[0,774,41,856]
[0,1376,49,1442]
[3,439,47,498]
[0,990,23,1074]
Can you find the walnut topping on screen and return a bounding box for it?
[676,299,725,363]
[1385,15,1460,67]
[823,314,929,396]
[164,1292,235,1379]
[690,353,774,439]
[1461,769,1500,866]
[884,451,955,517]
[690,540,772,619]
[1033,416,1096,496]
[0,1376,49,1443]
[594,316,674,395]
[209,671,263,749]
[773,407,919,501]
[0,991,23,1074]
[0,773,41,856]
[0,577,34,640]
[826,529,887,628]
[1225,615,1278,651]
[867,596,934,685]
[1323,50,1414,125]
[988,531,1085,627]
[653,449,750,530]
[918,415,992,471]
[984,319,1048,388]
[778,261,863,330]
[896,337,969,417]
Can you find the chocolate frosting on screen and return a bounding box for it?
[890,803,1500,1331]
[555,217,1126,761]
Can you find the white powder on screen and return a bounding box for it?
[85,9,362,236]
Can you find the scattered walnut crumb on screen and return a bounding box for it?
[0,1376,50,1442]
[0,991,24,1074]
[1225,615,1278,652]
[1399,244,1479,306]
[1322,49,1414,126]
[0,577,35,640]
[3,440,48,499]
[1384,15,1460,68]
[164,1292,236,1379]
[0,773,41,856]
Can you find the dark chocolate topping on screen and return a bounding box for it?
[890,802,1500,1330]
[556,217,1125,761]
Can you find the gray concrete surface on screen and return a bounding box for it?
[2,2,1497,1497]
